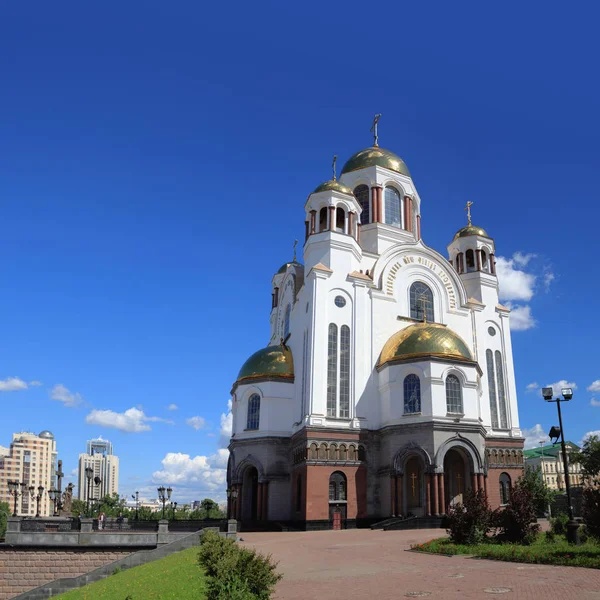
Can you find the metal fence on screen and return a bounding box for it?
[167,519,227,532]
[92,519,159,532]
[21,519,81,532]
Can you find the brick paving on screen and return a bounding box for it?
[241,529,600,599]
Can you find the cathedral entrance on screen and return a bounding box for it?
[242,466,259,521]
[444,449,469,508]
[405,457,423,516]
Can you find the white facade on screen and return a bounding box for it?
[78,437,119,501]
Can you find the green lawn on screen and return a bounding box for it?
[57,546,206,599]
[412,535,600,569]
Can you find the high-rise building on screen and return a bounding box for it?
[0,430,58,517]
[78,437,119,501]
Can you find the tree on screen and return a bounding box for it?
[496,482,540,544]
[572,435,600,485]
[446,489,494,544]
[518,466,555,516]
[0,501,9,539]
[71,499,87,517]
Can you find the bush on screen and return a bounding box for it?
[198,530,281,600]
[544,530,555,543]
[582,487,600,540]
[446,489,494,545]
[550,512,569,536]
[496,483,539,544]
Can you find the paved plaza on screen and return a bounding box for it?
[241,529,600,599]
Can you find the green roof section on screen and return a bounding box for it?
[276,261,303,275]
[523,441,580,459]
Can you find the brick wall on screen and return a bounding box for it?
[0,549,131,600]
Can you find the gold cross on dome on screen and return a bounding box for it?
[370,113,382,147]
[332,155,337,181]
[293,239,298,262]
[465,201,473,225]
[418,294,428,323]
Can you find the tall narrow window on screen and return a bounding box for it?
[284,305,291,339]
[339,326,350,418]
[404,374,421,414]
[327,324,338,417]
[495,351,508,429]
[466,249,475,272]
[410,282,434,322]
[481,250,488,272]
[486,350,499,428]
[354,185,370,224]
[329,471,347,501]
[319,207,328,232]
[499,472,511,505]
[246,394,260,430]
[384,187,402,227]
[445,375,463,414]
[335,207,345,233]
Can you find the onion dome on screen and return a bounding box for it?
[38,430,54,439]
[341,147,411,177]
[236,345,294,385]
[378,322,474,368]
[312,179,354,196]
[277,261,302,274]
[453,224,490,240]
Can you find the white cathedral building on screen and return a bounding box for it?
[227,129,525,529]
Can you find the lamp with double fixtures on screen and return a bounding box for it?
[35,485,45,518]
[157,486,172,519]
[226,487,239,519]
[7,481,24,517]
[542,386,579,544]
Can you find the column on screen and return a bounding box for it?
[262,481,269,520]
[471,474,478,493]
[478,473,485,494]
[490,253,496,275]
[376,187,383,222]
[357,223,361,244]
[404,197,413,232]
[349,212,355,238]
[305,221,309,242]
[476,249,482,271]
[310,210,316,234]
[416,215,421,239]
[438,474,445,515]
[390,474,396,517]
[257,483,263,520]
[458,253,464,274]
[426,475,431,516]
[432,473,439,516]
[396,475,403,517]
[273,287,279,307]
[328,206,335,231]
[236,484,242,521]
[371,187,379,222]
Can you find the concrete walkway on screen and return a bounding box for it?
[241,529,600,599]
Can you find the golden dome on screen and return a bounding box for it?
[276,261,302,275]
[378,322,474,368]
[341,147,411,177]
[236,345,294,385]
[312,179,354,196]
[453,224,490,240]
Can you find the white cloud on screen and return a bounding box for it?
[168,403,178,411]
[587,380,600,392]
[505,303,535,331]
[219,399,233,447]
[85,407,172,433]
[543,272,555,291]
[51,383,83,407]
[29,380,43,387]
[522,424,550,449]
[496,254,537,302]
[590,398,600,407]
[152,450,228,490]
[543,380,577,398]
[186,416,207,431]
[526,382,539,393]
[580,431,600,445]
[0,377,29,392]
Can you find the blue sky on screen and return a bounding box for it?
[1,1,599,503]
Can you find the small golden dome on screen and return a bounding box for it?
[341,147,411,177]
[453,225,490,240]
[378,322,474,368]
[312,180,354,196]
[276,261,302,275]
[236,345,294,385]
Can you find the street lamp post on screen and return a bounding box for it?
[157,486,172,519]
[171,501,178,520]
[131,491,139,520]
[85,467,94,515]
[7,481,22,517]
[48,488,57,516]
[543,386,579,544]
[35,486,45,518]
[226,487,239,519]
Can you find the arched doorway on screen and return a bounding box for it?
[405,456,424,516]
[444,448,470,508]
[242,466,259,521]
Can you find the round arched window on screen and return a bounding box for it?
[488,326,496,336]
[334,296,346,308]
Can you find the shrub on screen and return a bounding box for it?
[550,512,569,536]
[582,487,600,540]
[544,530,555,543]
[198,530,281,600]
[446,489,493,545]
[496,483,539,544]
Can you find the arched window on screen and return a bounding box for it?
[339,325,350,418]
[495,351,508,429]
[319,207,328,232]
[354,185,370,224]
[499,472,511,505]
[328,444,337,460]
[339,444,347,460]
[246,394,260,430]
[329,471,347,501]
[481,250,489,272]
[410,282,434,322]
[486,350,499,428]
[403,374,421,414]
[384,186,402,227]
[335,207,346,233]
[466,249,476,272]
[284,304,291,339]
[446,374,463,414]
[327,324,338,417]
